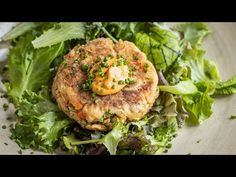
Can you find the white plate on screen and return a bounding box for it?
[0,22,236,155]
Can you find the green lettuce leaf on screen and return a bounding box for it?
[2,23,37,41]
[101,121,127,155]
[7,32,64,101]
[159,80,198,95]
[183,82,214,125]
[213,75,236,95]
[173,22,210,48]
[32,23,85,48]
[183,49,220,82]
[134,26,181,71]
[2,23,56,41]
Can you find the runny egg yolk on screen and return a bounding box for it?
[90,58,129,95]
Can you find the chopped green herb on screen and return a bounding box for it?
[163,149,168,153]
[9,124,13,129]
[129,66,137,76]
[99,116,104,123]
[129,66,137,72]
[68,105,76,112]
[196,140,201,143]
[112,78,116,82]
[82,81,92,91]
[125,78,136,85]
[100,61,109,68]
[97,65,102,72]
[97,65,105,77]
[17,150,22,154]
[99,111,115,123]
[103,57,108,62]
[144,63,149,71]
[133,55,139,61]
[88,73,95,80]
[230,115,236,120]
[3,103,9,111]
[63,63,67,67]
[95,57,102,63]
[4,142,8,146]
[2,125,7,129]
[1,79,8,84]
[117,58,129,66]
[112,85,115,89]
[144,63,149,68]
[118,80,125,85]
[30,152,34,154]
[82,51,88,60]
[166,144,172,149]
[7,117,12,121]
[98,72,105,77]
[74,59,79,63]
[0,93,8,99]
[91,92,99,103]
[81,73,95,91]
[106,54,113,59]
[103,75,108,80]
[80,63,91,73]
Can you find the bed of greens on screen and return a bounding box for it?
[1,22,236,155]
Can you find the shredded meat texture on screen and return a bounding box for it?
[52,38,159,131]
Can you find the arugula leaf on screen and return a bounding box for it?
[134,26,181,71]
[32,23,85,48]
[11,89,71,153]
[7,32,64,101]
[159,80,198,95]
[173,22,210,48]
[213,75,236,95]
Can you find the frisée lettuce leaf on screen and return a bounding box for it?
[11,87,72,153]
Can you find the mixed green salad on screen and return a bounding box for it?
[1,22,236,155]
